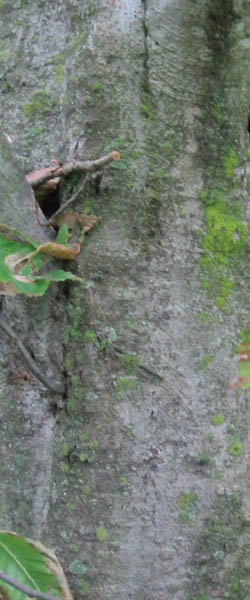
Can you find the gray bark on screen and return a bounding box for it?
[0,129,50,243]
[1,1,250,599]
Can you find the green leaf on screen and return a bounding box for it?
[0,262,12,282]
[0,531,73,600]
[12,278,50,296]
[12,270,82,296]
[0,231,81,296]
[33,269,84,283]
[56,225,70,246]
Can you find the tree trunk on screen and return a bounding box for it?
[1,1,250,599]
[0,129,50,242]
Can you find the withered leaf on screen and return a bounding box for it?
[30,242,79,261]
[53,212,101,243]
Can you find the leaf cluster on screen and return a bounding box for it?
[0,226,81,297]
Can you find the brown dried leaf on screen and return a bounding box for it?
[54,212,101,242]
[0,282,17,296]
[25,539,74,600]
[5,252,27,273]
[30,242,78,260]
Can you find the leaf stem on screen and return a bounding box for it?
[0,570,62,600]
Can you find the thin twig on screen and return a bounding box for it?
[61,151,120,175]
[0,317,65,395]
[0,570,62,600]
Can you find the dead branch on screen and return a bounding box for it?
[26,165,62,188]
[0,316,65,395]
[26,151,120,189]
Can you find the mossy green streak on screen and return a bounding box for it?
[200,189,247,309]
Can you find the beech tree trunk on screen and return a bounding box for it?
[1,1,250,599]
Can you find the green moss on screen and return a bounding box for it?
[62,443,70,457]
[215,276,234,309]
[140,92,153,119]
[57,51,66,64]
[179,492,197,525]
[60,461,69,474]
[66,397,77,413]
[84,95,93,105]
[72,375,79,388]
[120,476,128,486]
[79,580,90,595]
[15,454,26,468]
[84,329,96,343]
[71,35,80,50]
[120,353,139,374]
[228,438,243,456]
[73,127,81,137]
[161,136,178,155]
[211,97,225,122]
[115,377,137,396]
[91,81,102,93]
[202,205,246,259]
[201,355,213,369]
[23,90,58,118]
[211,413,225,426]
[200,312,209,325]
[29,126,45,137]
[89,440,98,450]
[96,327,116,350]
[71,10,82,24]
[68,307,81,341]
[96,526,108,542]
[179,492,196,510]
[154,168,165,179]
[197,451,211,466]
[187,492,244,596]
[200,187,247,308]
[79,453,89,462]
[64,356,72,373]
[123,314,131,328]
[223,148,239,178]
[231,580,239,593]
[140,104,151,118]
[55,64,64,84]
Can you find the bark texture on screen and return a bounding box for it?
[1,1,250,599]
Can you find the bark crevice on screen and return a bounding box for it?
[141,0,150,94]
